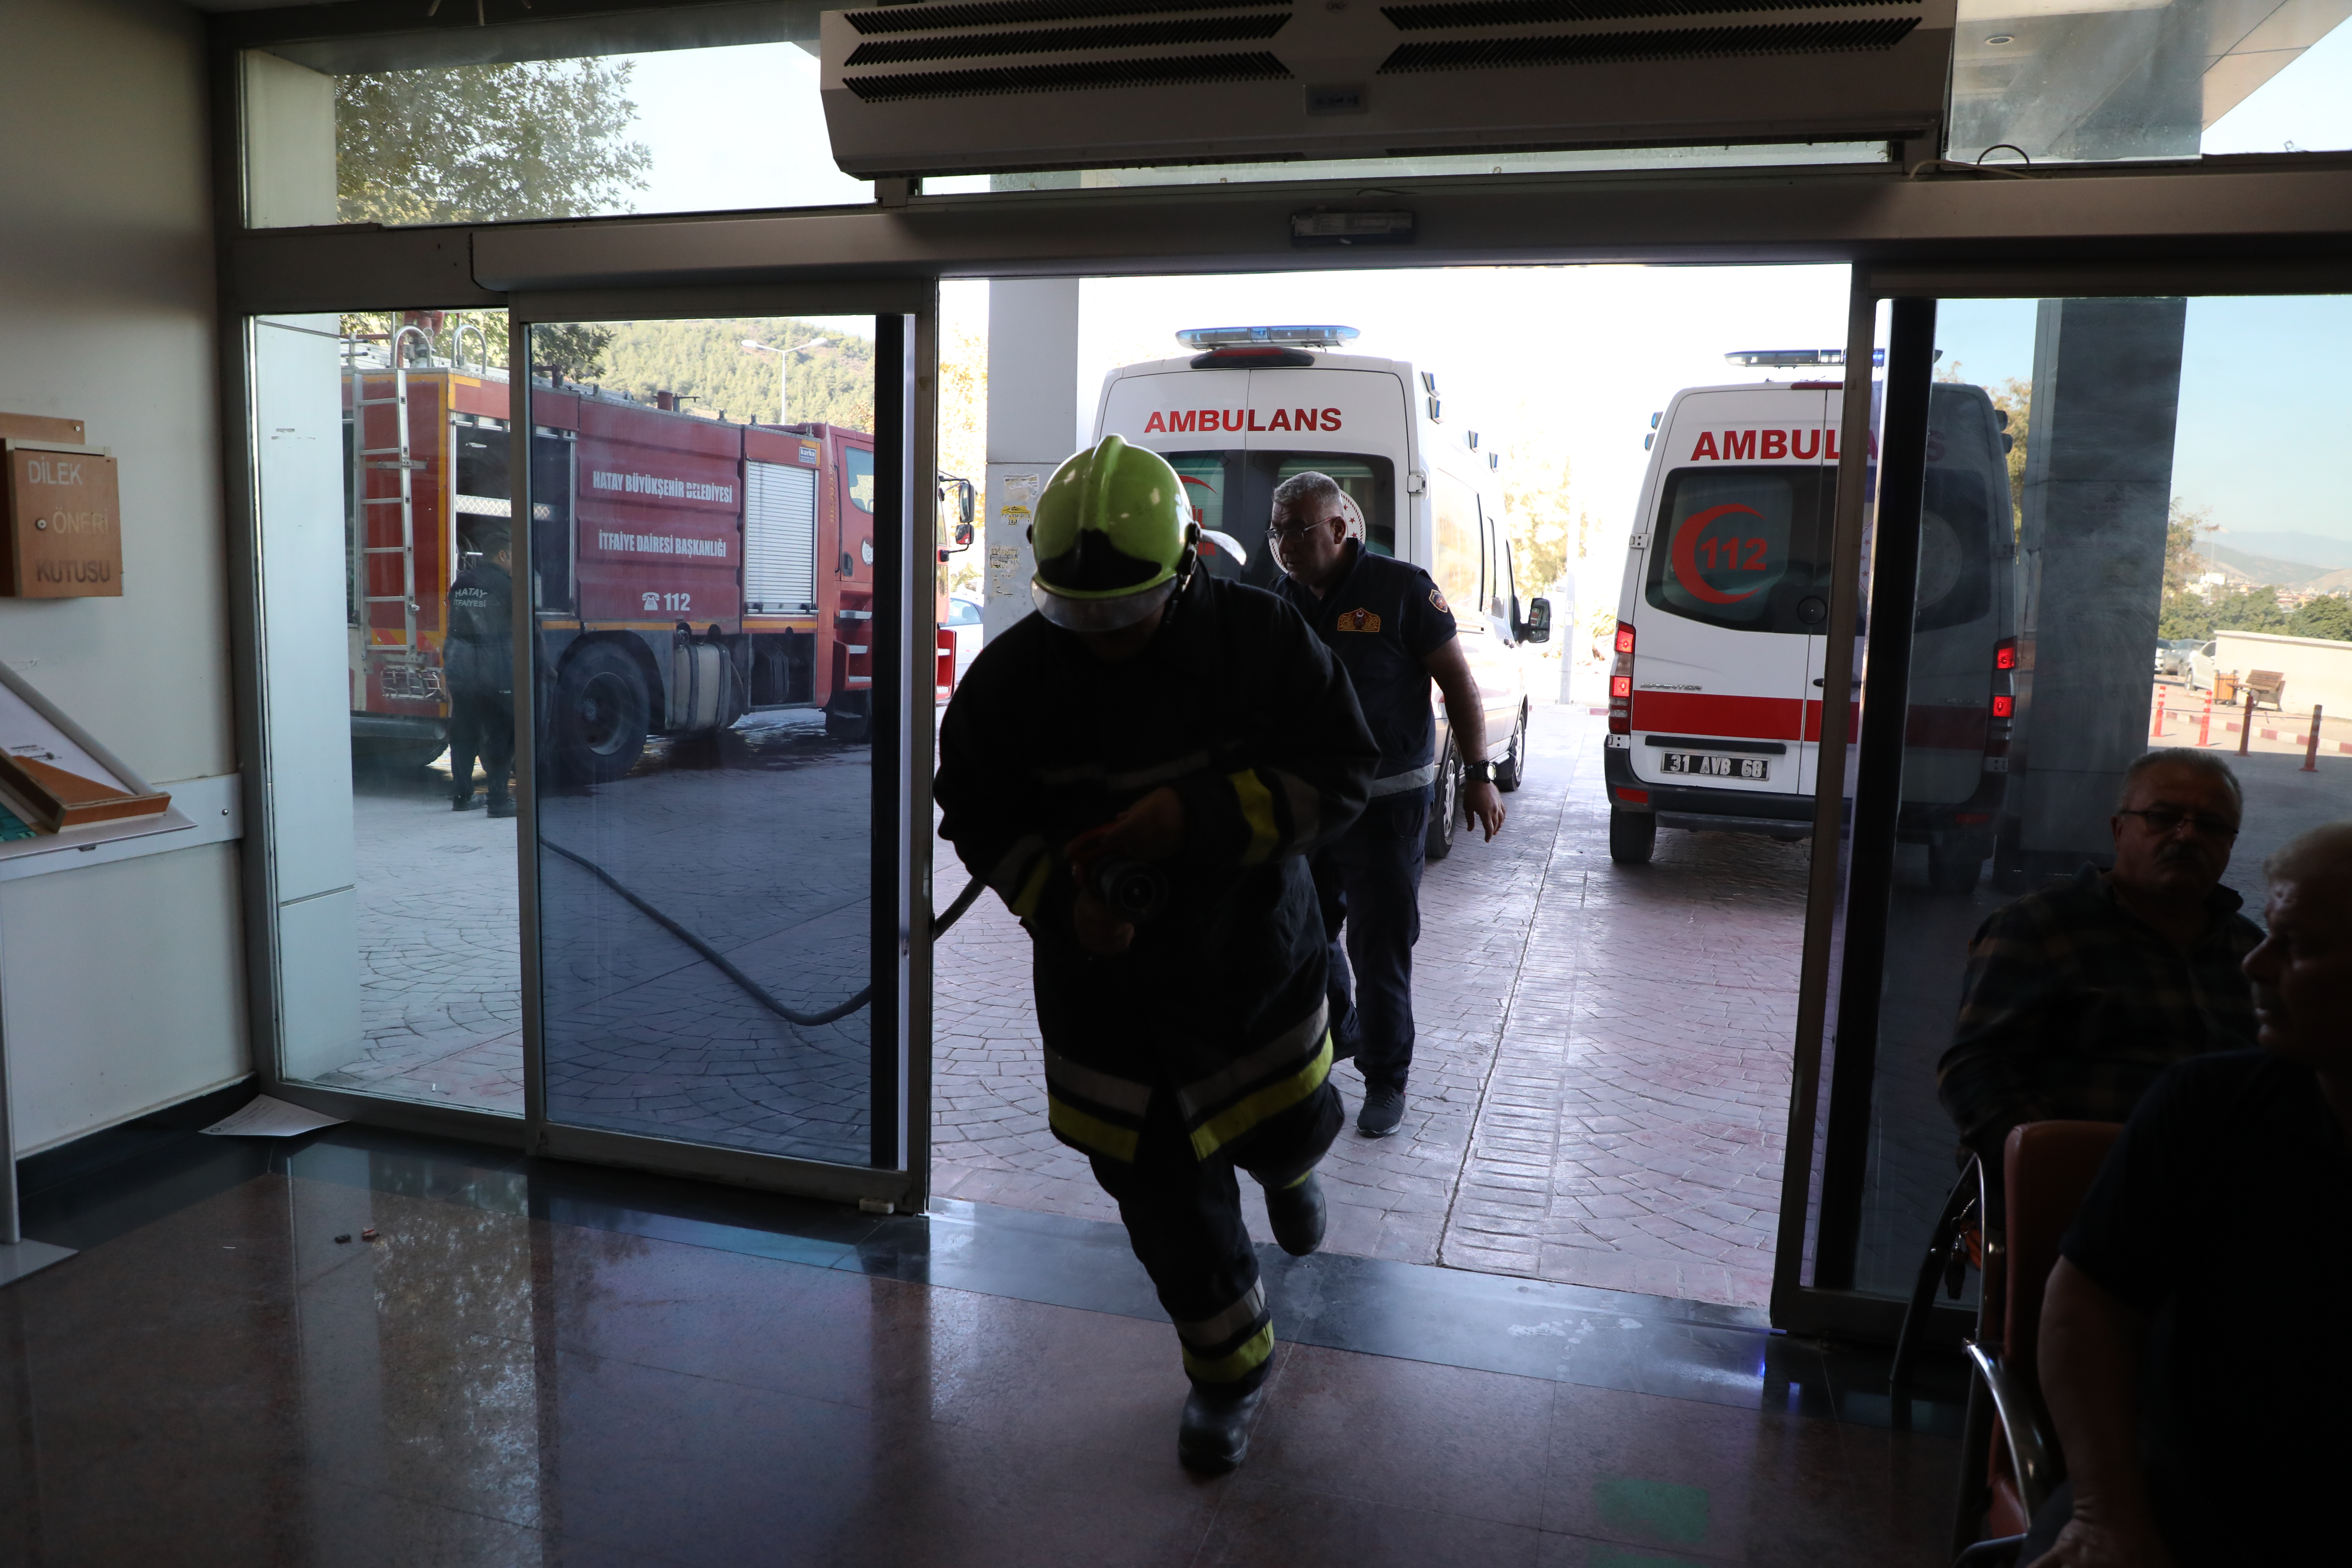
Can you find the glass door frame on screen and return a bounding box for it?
[239,280,940,1212]
[1766,257,2351,1346]
[504,281,938,1210]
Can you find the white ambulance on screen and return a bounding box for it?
[1093,326,1551,860]
[1603,355,2018,892]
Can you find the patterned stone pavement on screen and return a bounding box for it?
[319,769,526,1111]
[932,702,1813,1308]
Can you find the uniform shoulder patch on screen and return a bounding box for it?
[1335,607,1383,634]
[1428,587,1449,614]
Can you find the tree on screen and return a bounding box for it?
[1497,429,1593,595]
[2163,496,2218,597]
[2289,593,2352,643]
[2208,587,2289,635]
[596,319,874,428]
[1988,377,2029,530]
[532,324,615,386]
[337,59,652,224]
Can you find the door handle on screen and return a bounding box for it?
[1812,679,1824,687]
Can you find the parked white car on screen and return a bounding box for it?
[2186,639,2220,690]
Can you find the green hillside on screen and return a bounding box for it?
[597,317,875,432]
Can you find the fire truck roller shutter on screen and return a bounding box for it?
[746,460,818,614]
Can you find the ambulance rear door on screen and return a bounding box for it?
[1629,387,1837,801]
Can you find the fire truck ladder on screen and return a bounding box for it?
[352,325,433,658]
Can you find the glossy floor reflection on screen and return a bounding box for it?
[2,1125,1963,1566]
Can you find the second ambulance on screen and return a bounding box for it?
[1604,356,2018,892]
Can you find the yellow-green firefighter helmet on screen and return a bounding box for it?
[1029,435,1198,631]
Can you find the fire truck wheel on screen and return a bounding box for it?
[1424,741,1460,862]
[1495,705,1529,793]
[552,644,650,783]
[1608,807,1657,866]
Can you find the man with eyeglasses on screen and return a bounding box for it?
[1938,747,2263,1175]
[1265,471,1504,1138]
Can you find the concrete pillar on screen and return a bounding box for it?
[2011,297,2188,873]
[981,279,1083,640]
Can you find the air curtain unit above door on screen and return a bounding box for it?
[819,0,1954,177]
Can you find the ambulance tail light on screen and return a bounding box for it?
[1984,638,2019,760]
[1609,622,1635,735]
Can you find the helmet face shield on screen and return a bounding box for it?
[1031,576,1175,634]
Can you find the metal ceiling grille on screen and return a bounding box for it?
[845,0,1291,35]
[845,50,1294,100]
[846,14,1290,66]
[1378,16,1919,72]
[1380,0,1911,28]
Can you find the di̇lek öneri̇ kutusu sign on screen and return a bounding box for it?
[2,436,121,598]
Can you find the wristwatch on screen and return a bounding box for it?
[1462,758,1497,785]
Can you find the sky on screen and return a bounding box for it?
[599,30,2352,555]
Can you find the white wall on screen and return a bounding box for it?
[2215,629,2352,720]
[0,0,250,1150]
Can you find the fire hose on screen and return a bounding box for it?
[540,839,989,1028]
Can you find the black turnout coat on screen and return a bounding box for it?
[936,571,1377,1165]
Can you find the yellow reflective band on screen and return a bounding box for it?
[1229,769,1279,865]
[1048,1096,1139,1162]
[1189,1034,1332,1161]
[1182,1322,1275,1384]
[1007,853,1054,919]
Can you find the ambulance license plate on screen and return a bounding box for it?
[1662,752,1769,780]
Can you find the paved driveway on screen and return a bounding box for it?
[932,703,1806,1308]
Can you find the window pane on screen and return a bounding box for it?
[531,314,885,1166]
[1827,293,2352,1302]
[251,308,523,1114]
[1432,474,1480,613]
[1645,468,1834,635]
[1949,2,2352,163]
[243,39,869,230]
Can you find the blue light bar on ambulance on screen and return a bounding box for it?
[1177,326,1360,350]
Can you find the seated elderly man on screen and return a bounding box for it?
[1938,749,2262,1173]
[2022,820,2352,1565]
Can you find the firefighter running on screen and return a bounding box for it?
[936,436,1377,1472]
[445,526,516,818]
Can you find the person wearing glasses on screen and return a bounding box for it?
[1265,471,1505,1139]
[1938,748,2262,1178]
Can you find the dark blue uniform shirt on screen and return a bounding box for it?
[1274,540,1458,794]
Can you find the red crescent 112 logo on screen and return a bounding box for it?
[1670,503,1766,604]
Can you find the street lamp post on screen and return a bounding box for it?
[740,335,832,426]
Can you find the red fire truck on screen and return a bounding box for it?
[344,331,945,782]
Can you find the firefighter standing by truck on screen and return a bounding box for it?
[936,436,1377,1472]
[445,526,517,818]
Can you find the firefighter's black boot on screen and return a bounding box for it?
[1177,1382,1264,1474]
[486,791,517,820]
[451,790,479,811]
[1262,1172,1326,1257]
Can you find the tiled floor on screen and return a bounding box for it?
[4,1124,1965,1567]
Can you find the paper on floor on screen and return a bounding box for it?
[201,1095,345,1137]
